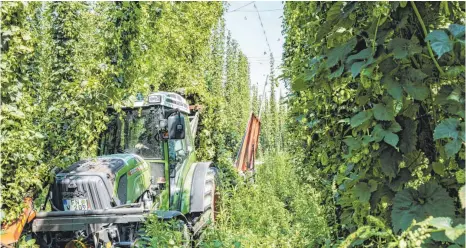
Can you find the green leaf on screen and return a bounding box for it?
[307,119,320,129]
[402,102,419,118]
[407,68,428,82]
[388,38,422,59]
[329,66,344,79]
[326,1,344,22]
[434,118,460,140]
[383,76,403,101]
[403,82,429,101]
[432,162,445,176]
[459,186,465,209]
[445,66,465,78]
[445,139,462,158]
[350,110,373,128]
[380,147,401,179]
[400,1,407,8]
[449,24,465,38]
[351,61,366,78]
[344,137,362,152]
[428,217,452,229]
[292,74,307,91]
[373,103,394,121]
[391,182,455,233]
[326,38,357,68]
[426,30,454,58]
[353,182,371,202]
[384,132,399,148]
[399,118,418,153]
[388,121,402,133]
[445,225,465,241]
[372,124,387,142]
[321,152,328,165]
[347,48,372,64]
[26,239,36,245]
[388,169,411,191]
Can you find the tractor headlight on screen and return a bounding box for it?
[159,119,167,128]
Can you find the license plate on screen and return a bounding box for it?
[63,199,90,211]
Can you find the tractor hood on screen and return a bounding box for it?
[52,154,150,210]
[57,155,130,185]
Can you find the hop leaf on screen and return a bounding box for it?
[434,118,460,140]
[350,110,373,128]
[382,76,403,101]
[449,24,465,38]
[326,38,357,68]
[353,182,371,202]
[388,38,422,59]
[380,147,401,179]
[403,82,429,101]
[391,182,455,233]
[373,103,394,121]
[425,30,454,58]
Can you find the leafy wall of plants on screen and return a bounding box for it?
[1,2,251,224]
[282,1,465,246]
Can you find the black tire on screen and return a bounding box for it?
[204,167,217,222]
[191,167,218,237]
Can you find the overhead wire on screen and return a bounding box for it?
[226,9,282,13]
[227,1,254,13]
[253,3,272,55]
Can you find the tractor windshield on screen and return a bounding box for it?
[99,107,164,159]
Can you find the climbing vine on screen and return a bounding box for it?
[0,2,251,225]
[283,1,465,246]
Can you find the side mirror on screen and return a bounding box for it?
[167,113,185,139]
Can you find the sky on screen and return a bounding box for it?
[224,1,286,101]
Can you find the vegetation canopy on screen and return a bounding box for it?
[1,1,465,248]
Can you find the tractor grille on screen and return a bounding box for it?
[52,174,113,210]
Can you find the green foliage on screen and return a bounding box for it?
[198,153,329,247]
[282,1,465,246]
[340,215,465,248]
[137,216,189,247]
[391,182,455,233]
[1,2,253,225]
[259,54,286,154]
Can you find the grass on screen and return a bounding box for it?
[196,152,330,247]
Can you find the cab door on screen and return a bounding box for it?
[168,114,195,210]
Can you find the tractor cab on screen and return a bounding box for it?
[98,92,197,210]
[99,92,192,159]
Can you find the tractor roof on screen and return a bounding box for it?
[123,92,190,114]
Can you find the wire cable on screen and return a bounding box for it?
[226,9,282,13]
[227,1,254,13]
[253,3,272,55]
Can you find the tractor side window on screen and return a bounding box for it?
[184,115,193,149]
[168,139,187,163]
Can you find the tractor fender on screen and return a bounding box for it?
[186,162,216,213]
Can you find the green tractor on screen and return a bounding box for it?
[31,92,217,247]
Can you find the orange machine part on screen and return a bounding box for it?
[235,113,261,172]
[0,197,36,246]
